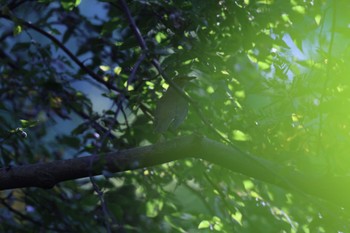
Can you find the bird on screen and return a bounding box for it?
[154,77,193,133]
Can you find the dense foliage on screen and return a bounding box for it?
[1,0,350,232]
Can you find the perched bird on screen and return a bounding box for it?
[154,77,193,133]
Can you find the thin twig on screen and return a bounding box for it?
[0,14,124,93]
[6,0,30,10]
[119,0,148,50]
[87,101,124,232]
[127,52,146,86]
[0,48,20,70]
[89,177,112,233]
[203,172,239,225]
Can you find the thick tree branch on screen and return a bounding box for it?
[1,135,350,210]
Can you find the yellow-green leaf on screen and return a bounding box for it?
[13,25,22,36]
[61,0,81,11]
[232,130,251,141]
[198,220,210,229]
[99,65,110,71]
[114,66,122,75]
[155,32,166,43]
[20,119,39,128]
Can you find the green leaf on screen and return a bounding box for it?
[114,66,122,75]
[13,24,22,36]
[99,65,110,71]
[61,0,81,11]
[155,32,167,43]
[19,119,39,128]
[146,199,163,218]
[198,220,210,229]
[232,130,251,141]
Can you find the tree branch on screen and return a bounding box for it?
[0,14,124,93]
[1,135,350,210]
[119,0,148,51]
